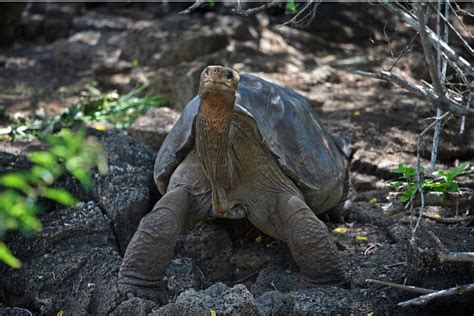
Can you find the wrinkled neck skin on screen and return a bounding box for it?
[196,92,235,213]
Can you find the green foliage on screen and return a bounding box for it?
[0,129,107,267]
[0,242,21,268]
[389,162,470,204]
[6,83,167,140]
[208,0,216,7]
[286,0,298,13]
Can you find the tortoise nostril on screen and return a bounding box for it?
[213,68,220,73]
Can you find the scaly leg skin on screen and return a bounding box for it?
[277,193,348,288]
[118,187,194,304]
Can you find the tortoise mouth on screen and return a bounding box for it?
[200,80,236,96]
[203,80,233,89]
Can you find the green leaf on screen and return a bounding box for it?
[388,181,403,189]
[40,188,77,206]
[0,173,31,193]
[18,212,42,233]
[50,145,70,160]
[444,182,459,192]
[3,217,18,230]
[400,195,410,203]
[446,162,469,180]
[71,168,92,188]
[29,151,56,168]
[393,163,408,174]
[286,0,298,13]
[31,167,55,185]
[0,242,21,268]
[423,180,445,192]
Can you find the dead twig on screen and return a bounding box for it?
[460,91,472,134]
[423,213,473,224]
[449,2,474,37]
[232,1,280,17]
[280,0,319,27]
[414,2,445,98]
[179,0,206,15]
[382,2,472,74]
[195,264,207,283]
[13,308,33,316]
[412,130,426,240]
[429,230,474,264]
[364,243,383,256]
[439,252,474,264]
[234,265,267,284]
[398,283,474,307]
[383,188,474,216]
[427,2,473,56]
[350,70,473,117]
[387,32,418,72]
[366,278,435,295]
[428,230,448,252]
[429,0,449,172]
[386,261,406,268]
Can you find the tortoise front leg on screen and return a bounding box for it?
[118,187,195,303]
[276,193,347,287]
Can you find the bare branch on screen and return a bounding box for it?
[415,2,445,96]
[427,2,473,56]
[179,0,206,15]
[387,32,419,72]
[232,1,280,17]
[429,0,449,172]
[428,230,448,252]
[366,279,435,295]
[449,2,474,37]
[350,70,474,116]
[383,188,474,216]
[439,252,474,264]
[460,91,472,134]
[398,284,474,307]
[382,2,472,75]
[280,0,319,27]
[423,213,473,224]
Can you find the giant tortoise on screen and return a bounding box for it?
[118,65,351,301]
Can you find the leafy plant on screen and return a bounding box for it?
[389,162,470,204]
[5,83,167,140]
[78,83,166,129]
[286,0,298,13]
[0,129,107,267]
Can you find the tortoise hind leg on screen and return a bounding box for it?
[118,186,196,303]
[276,193,347,287]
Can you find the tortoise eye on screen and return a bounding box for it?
[226,71,233,80]
[204,69,209,76]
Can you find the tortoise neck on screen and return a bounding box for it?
[196,96,235,213]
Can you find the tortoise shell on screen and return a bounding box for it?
[154,73,349,214]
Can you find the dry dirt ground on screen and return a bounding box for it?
[0,3,473,315]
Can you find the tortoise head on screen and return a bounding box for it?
[199,65,240,100]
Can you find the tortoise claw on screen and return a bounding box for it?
[297,273,350,290]
[117,282,167,305]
